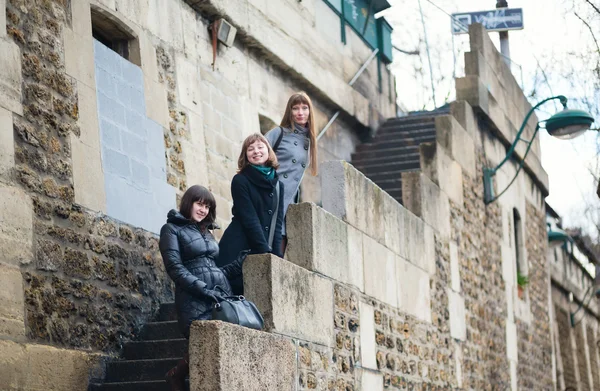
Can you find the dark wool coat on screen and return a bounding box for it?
[217,166,284,294]
[159,210,243,338]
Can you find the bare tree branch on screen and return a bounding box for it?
[584,0,600,15]
[574,11,600,55]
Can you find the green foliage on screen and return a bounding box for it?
[517,270,529,288]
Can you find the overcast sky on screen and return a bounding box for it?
[383,0,600,238]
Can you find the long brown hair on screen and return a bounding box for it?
[237,133,279,172]
[279,92,318,175]
[179,185,217,227]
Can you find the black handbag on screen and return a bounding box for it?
[211,295,264,330]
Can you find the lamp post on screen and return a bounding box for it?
[483,95,595,204]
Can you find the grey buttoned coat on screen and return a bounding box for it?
[265,123,310,235]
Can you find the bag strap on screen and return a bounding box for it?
[272,126,284,152]
[268,181,280,249]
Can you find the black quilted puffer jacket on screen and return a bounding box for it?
[159,210,243,338]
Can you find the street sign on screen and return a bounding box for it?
[451,8,524,35]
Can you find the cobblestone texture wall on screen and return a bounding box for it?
[519,202,553,389]
[450,156,511,390]
[556,306,578,388]
[6,0,172,353]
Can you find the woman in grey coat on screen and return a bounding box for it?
[264,92,318,252]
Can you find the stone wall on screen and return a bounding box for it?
[550,238,600,391]
[0,0,396,389]
[187,23,556,390]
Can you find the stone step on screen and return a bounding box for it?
[357,160,421,175]
[139,321,182,341]
[380,115,437,128]
[355,134,436,153]
[382,187,402,204]
[377,119,436,133]
[88,380,169,391]
[364,169,419,183]
[157,302,177,322]
[105,358,180,382]
[123,339,187,360]
[351,151,421,167]
[373,127,436,143]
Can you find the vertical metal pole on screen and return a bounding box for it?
[496,0,511,69]
[418,0,437,108]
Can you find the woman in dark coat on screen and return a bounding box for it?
[217,133,284,295]
[160,185,246,391]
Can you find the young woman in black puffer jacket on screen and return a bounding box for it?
[159,185,247,391]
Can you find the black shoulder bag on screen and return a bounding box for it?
[211,294,265,330]
[272,126,284,152]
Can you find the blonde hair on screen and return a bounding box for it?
[280,92,318,175]
[237,133,279,172]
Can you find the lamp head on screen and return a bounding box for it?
[546,109,595,140]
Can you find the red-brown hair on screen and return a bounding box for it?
[237,133,279,172]
[280,92,318,175]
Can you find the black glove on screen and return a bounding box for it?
[201,288,225,303]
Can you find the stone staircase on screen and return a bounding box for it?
[351,109,448,204]
[88,303,187,391]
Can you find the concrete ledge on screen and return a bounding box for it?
[286,202,363,291]
[0,183,33,266]
[189,320,296,391]
[434,115,476,178]
[0,39,22,115]
[243,254,334,346]
[0,340,103,390]
[401,172,451,239]
[0,263,25,339]
[420,142,464,207]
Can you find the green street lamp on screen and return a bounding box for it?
[483,95,595,204]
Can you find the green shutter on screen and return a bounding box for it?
[342,0,378,48]
[378,18,393,63]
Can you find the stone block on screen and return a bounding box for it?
[360,369,384,391]
[0,0,5,38]
[347,224,365,292]
[453,341,463,388]
[403,173,451,239]
[450,100,479,146]
[0,340,103,390]
[175,54,203,115]
[71,136,106,213]
[501,242,515,285]
[0,184,33,266]
[102,147,131,177]
[449,241,461,292]
[0,263,25,338]
[120,130,147,162]
[506,319,518,362]
[321,160,385,244]
[435,115,476,178]
[455,75,488,115]
[64,29,95,88]
[359,301,377,370]
[286,203,363,291]
[0,39,22,115]
[70,0,92,36]
[398,257,431,322]
[448,289,466,340]
[420,142,464,207]
[189,321,295,391]
[243,254,334,346]
[0,107,14,179]
[363,235,397,307]
[144,76,170,129]
[403,207,435,275]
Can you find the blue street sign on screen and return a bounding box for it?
[451,8,524,35]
